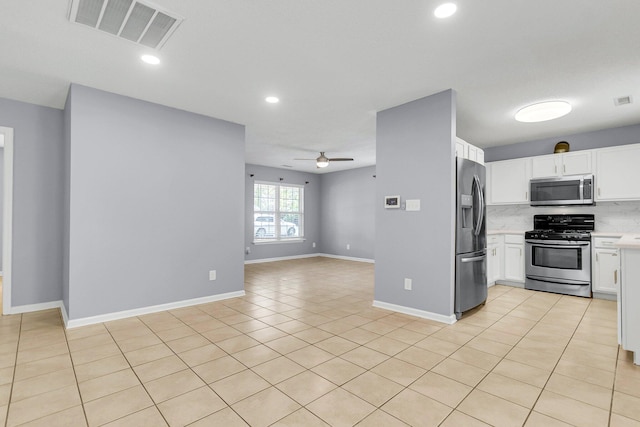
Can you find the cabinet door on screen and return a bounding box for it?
[455,140,467,158]
[487,246,495,286]
[476,149,485,165]
[468,145,478,162]
[593,249,620,294]
[596,144,640,201]
[504,244,524,282]
[487,245,499,285]
[487,158,531,204]
[562,151,592,175]
[531,155,560,178]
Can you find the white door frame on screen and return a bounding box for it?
[1,127,13,315]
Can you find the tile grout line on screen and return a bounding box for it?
[59,308,91,427]
[435,286,574,426]
[3,313,21,427]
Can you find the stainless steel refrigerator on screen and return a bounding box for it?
[455,157,487,319]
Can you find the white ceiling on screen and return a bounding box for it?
[1,0,639,173]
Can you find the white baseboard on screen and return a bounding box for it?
[61,302,69,326]
[592,292,616,301]
[244,253,320,264]
[8,300,64,315]
[64,291,245,329]
[496,280,525,288]
[372,300,457,325]
[245,253,374,265]
[317,253,375,264]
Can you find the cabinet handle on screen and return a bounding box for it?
[554,165,557,174]
[563,164,566,173]
[612,253,617,257]
[525,191,528,200]
[596,253,599,262]
[614,270,618,284]
[598,187,601,196]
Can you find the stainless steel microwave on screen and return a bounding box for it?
[530,174,594,206]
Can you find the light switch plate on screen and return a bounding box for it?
[406,199,421,211]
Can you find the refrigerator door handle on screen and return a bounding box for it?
[461,254,487,263]
[473,175,484,236]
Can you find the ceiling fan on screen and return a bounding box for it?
[294,152,354,168]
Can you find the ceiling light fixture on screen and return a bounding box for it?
[515,101,572,123]
[316,153,330,168]
[434,3,457,18]
[265,96,280,104]
[141,54,160,65]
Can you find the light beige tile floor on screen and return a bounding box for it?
[0,257,639,426]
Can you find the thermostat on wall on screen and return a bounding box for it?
[384,195,400,209]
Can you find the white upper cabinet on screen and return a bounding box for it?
[486,158,531,205]
[531,151,592,178]
[455,137,484,165]
[595,144,640,201]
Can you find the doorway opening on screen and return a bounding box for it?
[0,127,14,316]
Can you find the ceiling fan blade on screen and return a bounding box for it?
[293,158,317,161]
[327,158,354,161]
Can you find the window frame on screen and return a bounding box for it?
[253,180,305,244]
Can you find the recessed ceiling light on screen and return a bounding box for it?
[434,3,457,18]
[265,96,280,104]
[141,54,160,65]
[515,101,572,123]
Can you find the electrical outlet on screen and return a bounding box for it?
[346,244,350,250]
[404,278,412,290]
[209,270,217,281]
[312,242,316,248]
[245,247,251,255]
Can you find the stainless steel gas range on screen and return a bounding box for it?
[524,214,594,298]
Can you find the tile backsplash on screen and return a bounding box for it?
[487,201,640,233]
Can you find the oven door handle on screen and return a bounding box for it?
[525,240,590,247]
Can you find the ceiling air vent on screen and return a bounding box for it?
[69,0,183,49]
[614,96,633,106]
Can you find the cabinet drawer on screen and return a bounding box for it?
[504,234,524,244]
[594,237,621,248]
[488,235,502,245]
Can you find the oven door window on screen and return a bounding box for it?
[531,181,581,202]
[532,245,582,270]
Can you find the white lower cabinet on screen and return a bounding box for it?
[487,233,524,285]
[620,248,640,364]
[592,237,621,295]
[487,235,503,286]
[503,235,525,282]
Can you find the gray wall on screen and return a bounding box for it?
[67,84,245,320]
[319,166,376,260]
[0,148,4,271]
[375,90,456,317]
[485,123,640,162]
[0,97,64,307]
[245,164,320,261]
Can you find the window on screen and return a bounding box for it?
[254,181,304,241]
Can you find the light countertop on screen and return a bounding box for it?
[487,230,527,235]
[615,234,640,249]
[591,232,625,237]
